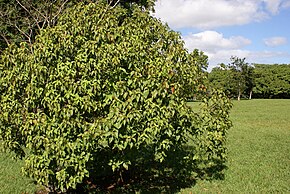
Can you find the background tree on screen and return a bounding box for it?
[228,57,247,101]
[209,57,254,100]
[244,64,255,99]
[208,63,235,97]
[1,0,81,52]
[0,2,231,192]
[253,64,290,98]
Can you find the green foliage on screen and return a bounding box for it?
[209,57,254,100]
[0,0,156,53]
[105,0,156,10]
[0,2,231,192]
[208,65,234,96]
[192,90,232,179]
[0,0,85,52]
[209,58,290,99]
[253,64,290,98]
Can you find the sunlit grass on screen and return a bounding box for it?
[0,148,36,194]
[182,99,290,193]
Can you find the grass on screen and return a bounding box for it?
[0,149,37,194]
[181,99,290,193]
[0,99,289,193]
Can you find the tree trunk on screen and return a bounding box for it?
[249,90,252,100]
[238,89,241,101]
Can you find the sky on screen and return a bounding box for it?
[152,0,290,70]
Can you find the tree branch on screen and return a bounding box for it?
[15,0,31,15]
[14,24,31,43]
[110,0,121,9]
[1,34,10,46]
[52,0,69,25]
[29,2,47,19]
[15,0,42,30]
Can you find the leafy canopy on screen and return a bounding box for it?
[0,2,231,192]
[0,0,156,52]
[209,57,254,100]
[253,64,290,98]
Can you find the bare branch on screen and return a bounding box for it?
[0,10,5,18]
[15,0,31,15]
[109,0,121,9]
[1,34,10,46]
[14,24,31,41]
[52,0,69,25]
[29,3,47,19]
[15,0,42,30]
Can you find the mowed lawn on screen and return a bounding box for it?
[0,99,289,193]
[0,149,37,193]
[182,99,290,193]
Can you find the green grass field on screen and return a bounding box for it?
[1,99,289,193]
[0,150,37,193]
[181,99,290,193]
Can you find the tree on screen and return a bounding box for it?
[182,49,209,100]
[0,0,156,53]
[253,64,290,98]
[0,2,231,192]
[208,63,236,97]
[228,57,247,101]
[109,0,156,10]
[244,64,255,99]
[209,57,254,100]
[1,0,81,52]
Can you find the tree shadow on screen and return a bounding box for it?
[69,147,227,194]
[74,166,197,194]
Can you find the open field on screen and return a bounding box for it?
[182,99,290,193]
[0,99,289,193]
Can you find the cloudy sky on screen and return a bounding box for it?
[153,0,290,70]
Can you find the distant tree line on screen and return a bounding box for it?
[253,64,290,98]
[208,57,290,99]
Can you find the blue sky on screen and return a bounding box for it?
[153,0,290,70]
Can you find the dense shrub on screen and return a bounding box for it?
[0,3,232,192]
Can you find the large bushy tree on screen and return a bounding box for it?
[0,2,231,192]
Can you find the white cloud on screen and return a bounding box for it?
[263,0,282,14]
[152,0,290,70]
[153,0,289,29]
[282,0,290,8]
[182,31,289,70]
[206,49,289,70]
[264,0,290,13]
[182,31,251,68]
[247,50,290,65]
[264,37,288,47]
[207,49,250,65]
[183,31,251,52]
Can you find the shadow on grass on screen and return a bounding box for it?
[71,167,197,194]
[69,152,226,193]
[35,145,227,193]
